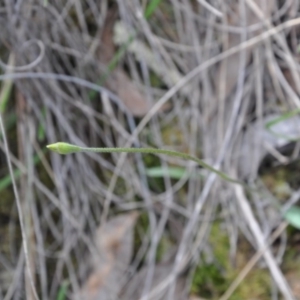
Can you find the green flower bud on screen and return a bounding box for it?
[47,142,81,154]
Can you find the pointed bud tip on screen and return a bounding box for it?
[46,142,80,154]
[46,143,60,153]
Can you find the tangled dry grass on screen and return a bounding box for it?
[1,0,300,299]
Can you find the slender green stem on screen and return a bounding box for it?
[83,147,241,184]
[47,142,243,185]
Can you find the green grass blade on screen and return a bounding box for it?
[145,166,204,180]
[88,35,135,100]
[37,107,47,141]
[0,112,16,140]
[265,109,300,129]
[145,0,162,19]
[146,166,187,179]
[0,149,45,192]
[265,109,300,141]
[284,206,300,230]
[0,54,14,114]
[56,280,69,300]
[0,168,22,191]
[89,0,161,100]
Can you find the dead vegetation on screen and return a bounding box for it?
[1,0,300,299]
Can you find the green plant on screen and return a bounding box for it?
[0,149,46,192]
[284,206,300,230]
[47,142,300,232]
[0,54,14,114]
[46,142,242,185]
[88,1,160,100]
[56,280,69,300]
[145,0,162,19]
[145,166,205,180]
[265,109,300,141]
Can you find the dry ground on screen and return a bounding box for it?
[0,1,300,299]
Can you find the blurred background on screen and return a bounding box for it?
[1,0,300,299]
